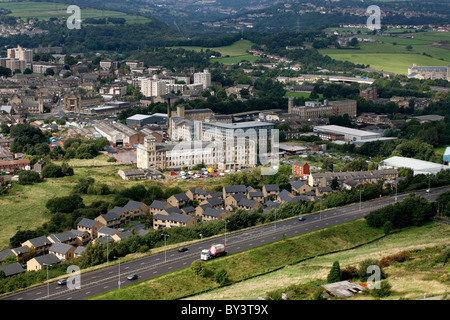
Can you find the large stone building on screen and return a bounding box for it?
[288,97,357,119]
[136,136,257,171]
[193,68,211,89]
[408,64,449,81]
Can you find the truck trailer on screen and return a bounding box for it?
[200,244,227,261]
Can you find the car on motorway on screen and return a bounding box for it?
[57,279,67,285]
[298,217,306,221]
[127,273,138,280]
[178,247,188,252]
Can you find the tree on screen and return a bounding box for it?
[44,68,55,76]
[215,268,230,286]
[18,170,41,185]
[330,177,339,190]
[327,261,341,283]
[370,280,392,298]
[45,194,85,213]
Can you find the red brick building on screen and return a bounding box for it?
[0,159,31,173]
[292,161,310,179]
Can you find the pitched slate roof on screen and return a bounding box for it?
[292,180,307,189]
[33,254,61,266]
[263,184,280,192]
[98,226,118,236]
[23,236,52,248]
[202,207,224,218]
[77,218,98,229]
[49,242,74,255]
[188,188,210,196]
[113,231,133,240]
[154,213,192,224]
[171,193,189,202]
[0,249,14,262]
[0,262,25,277]
[278,189,294,202]
[238,198,258,208]
[48,231,77,243]
[204,197,224,207]
[150,200,171,210]
[123,200,145,211]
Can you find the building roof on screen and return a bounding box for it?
[150,200,171,210]
[202,207,224,217]
[171,193,189,202]
[23,235,52,248]
[48,231,77,244]
[263,184,280,192]
[238,198,258,208]
[49,242,74,255]
[77,218,98,229]
[224,185,247,193]
[98,226,118,236]
[32,254,61,266]
[0,262,25,277]
[381,156,450,175]
[154,213,192,224]
[123,200,145,211]
[292,180,308,189]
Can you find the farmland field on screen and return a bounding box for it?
[0,1,152,24]
[319,31,450,75]
[171,40,257,64]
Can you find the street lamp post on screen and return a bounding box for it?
[224,218,227,245]
[44,263,51,298]
[359,189,363,211]
[163,234,169,263]
[320,198,322,220]
[114,256,121,289]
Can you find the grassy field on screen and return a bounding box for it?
[188,222,450,300]
[319,31,450,75]
[171,40,257,64]
[0,157,224,248]
[322,53,448,75]
[0,1,151,24]
[90,219,389,300]
[89,219,450,300]
[285,92,324,100]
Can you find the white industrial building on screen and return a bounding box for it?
[380,156,450,175]
[313,125,382,141]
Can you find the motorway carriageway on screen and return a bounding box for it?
[2,186,449,300]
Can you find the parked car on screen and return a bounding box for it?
[178,247,188,252]
[57,279,67,285]
[127,273,138,280]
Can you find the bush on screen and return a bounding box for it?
[369,280,392,298]
[215,268,230,286]
[45,194,85,213]
[190,260,208,277]
[327,261,341,283]
[18,170,41,185]
[358,258,386,281]
[379,251,411,267]
[340,265,358,281]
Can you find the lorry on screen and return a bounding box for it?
[200,244,227,261]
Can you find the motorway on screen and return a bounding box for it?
[2,186,449,301]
